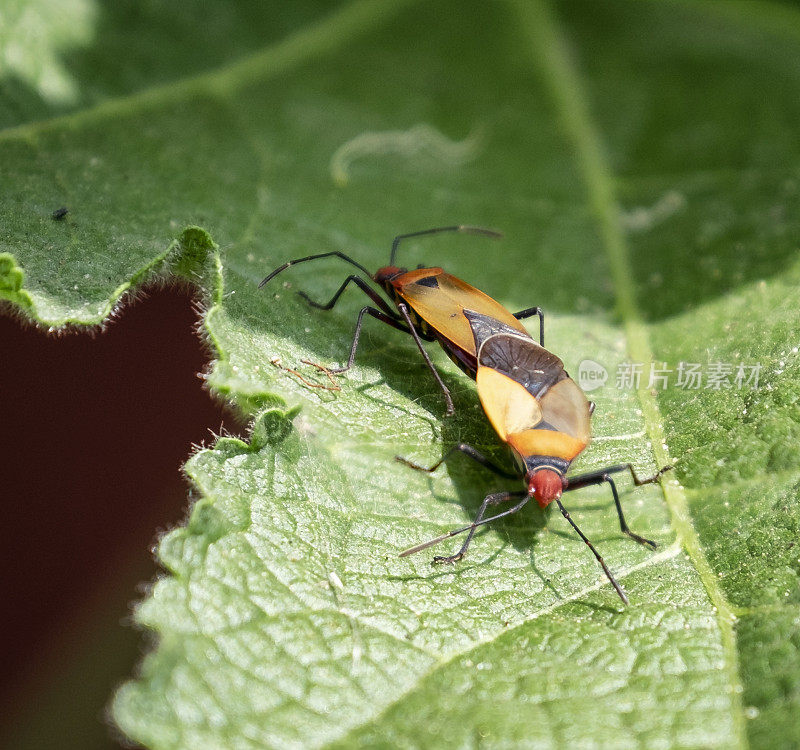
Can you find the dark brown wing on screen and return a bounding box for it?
[476,331,566,399]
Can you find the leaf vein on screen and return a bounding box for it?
[514,1,749,746]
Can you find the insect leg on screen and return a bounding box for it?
[605,476,656,549]
[396,443,517,479]
[396,302,455,416]
[564,463,671,549]
[399,491,529,560]
[327,306,410,374]
[299,274,396,317]
[555,498,629,606]
[512,306,545,346]
[574,463,673,486]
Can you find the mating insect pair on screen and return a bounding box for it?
[260,227,670,604]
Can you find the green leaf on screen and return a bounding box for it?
[3,0,799,746]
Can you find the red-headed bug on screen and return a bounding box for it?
[399,311,671,605]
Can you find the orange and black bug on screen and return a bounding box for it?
[258,226,544,415]
[399,315,670,604]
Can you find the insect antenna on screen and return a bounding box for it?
[399,496,530,557]
[258,251,373,289]
[389,225,502,266]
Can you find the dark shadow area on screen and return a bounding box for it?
[0,1,342,131]
[386,369,552,568]
[558,0,800,322]
[0,287,241,749]
[64,0,341,105]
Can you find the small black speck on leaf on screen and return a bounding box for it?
[51,207,69,221]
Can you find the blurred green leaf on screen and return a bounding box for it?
[3,0,799,747]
